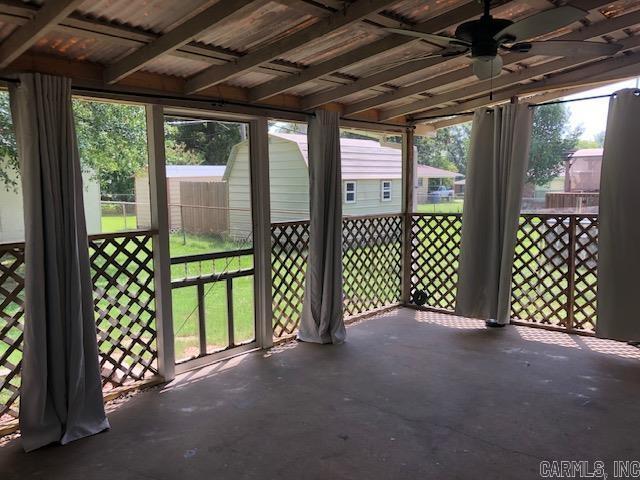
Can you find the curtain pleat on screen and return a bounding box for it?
[297,110,346,344]
[10,73,109,452]
[455,103,533,324]
[596,89,640,342]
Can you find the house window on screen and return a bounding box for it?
[345,181,357,203]
[381,180,392,201]
[417,177,424,187]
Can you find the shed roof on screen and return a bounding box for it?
[416,164,463,179]
[570,148,604,158]
[271,133,402,180]
[165,165,226,178]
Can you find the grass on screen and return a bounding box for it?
[99,215,255,361]
[416,200,464,214]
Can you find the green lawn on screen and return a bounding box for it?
[416,200,464,213]
[99,215,256,362]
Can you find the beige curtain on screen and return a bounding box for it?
[10,73,109,452]
[596,89,640,342]
[455,103,533,325]
[298,110,346,344]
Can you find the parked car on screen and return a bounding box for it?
[429,185,454,203]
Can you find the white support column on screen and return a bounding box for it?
[249,117,273,348]
[401,128,416,305]
[146,104,175,380]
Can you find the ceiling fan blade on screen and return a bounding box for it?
[385,28,470,48]
[369,49,469,74]
[472,55,503,80]
[495,6,588,43]
[509,40,623,57]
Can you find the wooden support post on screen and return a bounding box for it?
[249,117,273,348]
[401,128,415,305]
[226,278,235,347]
[197,283,206,355]
[566,216,577,331]
[146,104,175,381]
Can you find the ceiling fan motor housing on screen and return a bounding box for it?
[455,17,513,58]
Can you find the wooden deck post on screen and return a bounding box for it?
[401,128,415,306]
[146,104,175,381]
[249,117,274,348]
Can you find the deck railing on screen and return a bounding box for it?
[408,213,598,332]
[0,230,158,427]
[271,214,403,338]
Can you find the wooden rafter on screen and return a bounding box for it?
[104,0,264,84]
[184,0,402,94]
[248,0,487,102]
[0,0,84,68]
[346,0,632,118]
[412,51,640,122]
[380,33,640,121]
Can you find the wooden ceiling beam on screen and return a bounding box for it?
[104,0,264,84]
[184,0,404,94]
[349,0,634,118]
[379,34,640,121]
[0,0,84,68]
[249,0,488,103]
[411,52,640,121]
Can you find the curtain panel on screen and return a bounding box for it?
[10,73,109,452]
[455,103,533,325]
[297,110,346,344]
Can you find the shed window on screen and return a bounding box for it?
[345,181,357,203]
[381,181,392,201]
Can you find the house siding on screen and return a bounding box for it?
[227,135,402,240]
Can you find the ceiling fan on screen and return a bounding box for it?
[386,0,623,80]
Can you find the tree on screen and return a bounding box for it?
[593,130,605,147]
[527,103,582,186]
[167,119,242,165]
[415,123,471,175]
[0,92,18,191]
[73,99,149,197]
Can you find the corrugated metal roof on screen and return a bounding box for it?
[570,148,604,158]
[166,165,226,177]
[270,133,403,179]
[417,164,462,178]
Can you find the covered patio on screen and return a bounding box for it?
[1,0,640,478]
[3,309,640,479]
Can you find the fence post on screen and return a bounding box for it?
[146,104,175,381]
[401,128,415,305]
[566,215,577,331]
[249,117,273,349]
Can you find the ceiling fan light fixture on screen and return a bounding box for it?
[473,55,503,80]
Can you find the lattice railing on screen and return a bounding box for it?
[271,214,403,337]
[0,231,158,426]
[0,243,25,424]
[409,214,462,311]
[408,213,599,333]
[271,221,310,338]
[89,231,158,387]
[342,215,402,317]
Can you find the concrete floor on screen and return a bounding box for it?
[2,308,640,479]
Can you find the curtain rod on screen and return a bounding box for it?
[0,76,409,130]
[411,90,640,123]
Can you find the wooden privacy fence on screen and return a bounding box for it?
[408,213,598,332]
[0,230,158,427]
[179,181,229,236]
[271,214,403,338]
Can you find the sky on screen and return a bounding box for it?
[564,77,640,140]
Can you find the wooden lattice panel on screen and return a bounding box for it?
[271,221,310,337]
[409,214,462,311]
[573,216,598,331]
[89,233,158,387]
[342,215,403,317]
[511,215,571,326]
[0,244,25,423]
